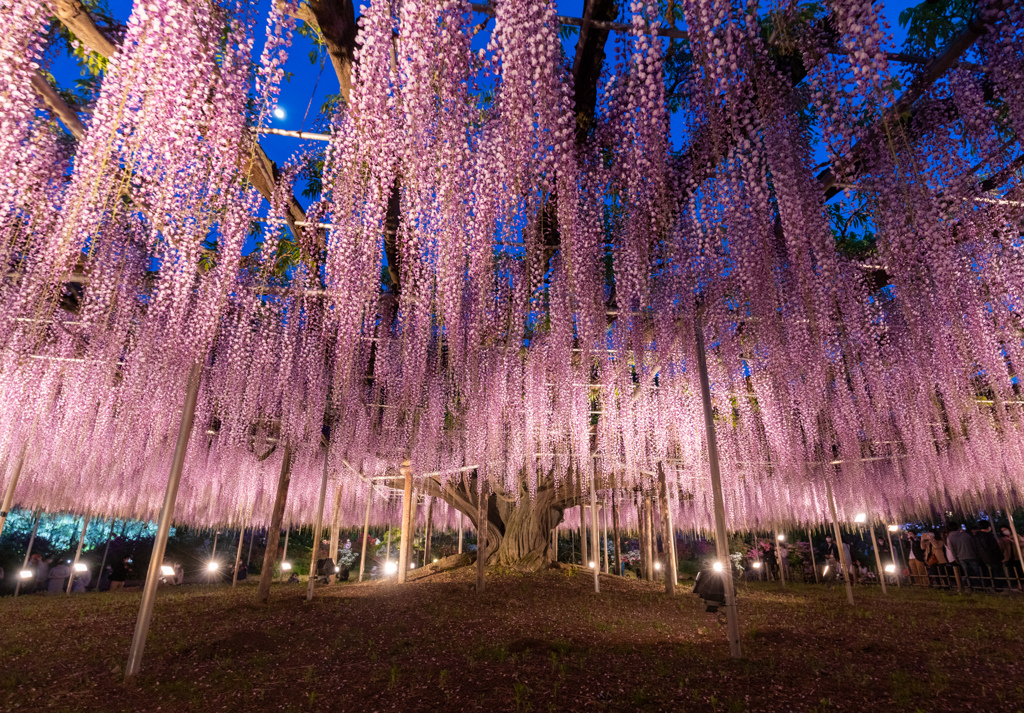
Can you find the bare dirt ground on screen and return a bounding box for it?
[1,567,1022,712]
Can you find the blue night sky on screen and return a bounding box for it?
[46,0,922,222]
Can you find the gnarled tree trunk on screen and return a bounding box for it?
[419,469,582,572]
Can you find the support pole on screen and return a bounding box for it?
[424,496,433,564]
[643,496,654,580]
[695,314,742,658]
[328,482,344,582]
[358,482,373,582]
[1004,498,1024,579]
[0,445,27,541]
[580,503,588,569]
[14,509,41,597]
[98,519,114,589]
[232,516,247,588]
[551,523,557,562]
[67,514,91,595]
[476,473,486,593]
[808,528,819,583]
[125,362,201,678]
[281,528,291,581]
[869,521,887,594]
[775,530,787,586]
[602,500,609,573]
[824,476,855,605]
[458,512,464,554]
[258,443,293,602]
[590,461,600,594]
[398,462,414,584]
[658,463,675,595]
[612,483,622,575]
[885,526,900,587]
[307,446,331,601]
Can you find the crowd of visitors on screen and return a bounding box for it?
[747,519,1024,593]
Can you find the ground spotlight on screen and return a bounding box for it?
[281,562,292,571]
[73,563,87,573]
[384,561,398,574]
[207,561,219,572]
[654,561,661,571]
[19,570,32,579]
[822,565,830,575]
[776,534,785,541]
[589,561,596,568]
[161,565,175,577]
[752,561,762,569]
[887,525,899,532]
[884,564,896,573]
[854,513,867,524]
[712,561,723,572]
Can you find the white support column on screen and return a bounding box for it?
[825,476,855,606]
[307,445,331,601]
[67,514,91,595]
[358,482,373,582]
[125,362,202,679]
[14,509,41,597]
[232,515,247,588]
[590,461,600,594]
[695,314,741,658]
[869,520,887,595]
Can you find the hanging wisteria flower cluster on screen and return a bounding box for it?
[0,0,1023,539]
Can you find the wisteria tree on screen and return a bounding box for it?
[1,0,1023,575]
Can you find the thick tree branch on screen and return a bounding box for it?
[31,72,86,139]
[817,1,1012,199]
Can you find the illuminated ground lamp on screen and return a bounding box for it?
[207,561,219,572]
[752,561,762,568]
[654,561,661,570]
[433,558,438,563]
[887,525,900,532]
[384,561,398,575]
[410,563,416,570]
[712,561,723,572]
[334,566,340,573]
[160,565,175,577]
[854,513,867,524]
[885,564,896,573]
[280,562,292,571]
[589,561,596,568]
[822,566,830,575]
[19,570,32,579]
[776,534,785,541]
[73,563,88,573]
